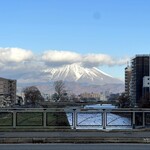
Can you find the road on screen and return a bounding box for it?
[0,144,150,150]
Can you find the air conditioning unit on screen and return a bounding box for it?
[143,76,150,87]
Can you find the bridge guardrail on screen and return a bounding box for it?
[0,108,150,129]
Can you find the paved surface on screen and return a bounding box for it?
[0,144,150,150]
[0,131,150,138]
[0,130,150,143]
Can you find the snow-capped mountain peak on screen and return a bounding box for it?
[44,63,122,85]
[93,67,113,78]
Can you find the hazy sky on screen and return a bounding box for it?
[0,0,150,80]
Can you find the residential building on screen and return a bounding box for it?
[130,55,150,107]
[0,77,16,107]
[143,76,150,106]
[125,64,132,97]
[99,92,108,101]
[79,92,101,102]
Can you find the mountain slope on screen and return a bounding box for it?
[17,63,124,95]
[44,63,123,85]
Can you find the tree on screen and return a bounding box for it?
[0,94,11,108]
[51,93,59,102]
[118,93,131,108]
[70,94,78,102]
[53,80,66,101]
[23,86,44,105]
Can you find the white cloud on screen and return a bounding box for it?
[0,48,130,84]
[41,50,129,67]
[42,50,82,66]
[0,48,38,82]
[116,57,130,66]
[83,54,113,67]
[0,47,33,64]
[0,48,130,69]
[82,54,129,67]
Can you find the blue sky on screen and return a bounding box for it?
[0,0,150,80]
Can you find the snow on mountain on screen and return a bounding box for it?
[44,63,123,85]
[17,63,124,95]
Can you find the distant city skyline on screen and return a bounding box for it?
[0,0,150,81]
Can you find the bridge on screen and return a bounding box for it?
[0,107,150,130]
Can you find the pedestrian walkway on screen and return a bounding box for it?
[0,130,150,143]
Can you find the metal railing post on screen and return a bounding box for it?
[43,110,47,128]
[73,109,76,129]
[143,112,145,128]
[13,111,16,128]
[132,111,135,129]
[102,109,106,129]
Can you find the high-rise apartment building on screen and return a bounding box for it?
[130,55,150,107]
[125,64,132,97]
[0,77,16,107]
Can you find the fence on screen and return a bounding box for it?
[0,108,150,129]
